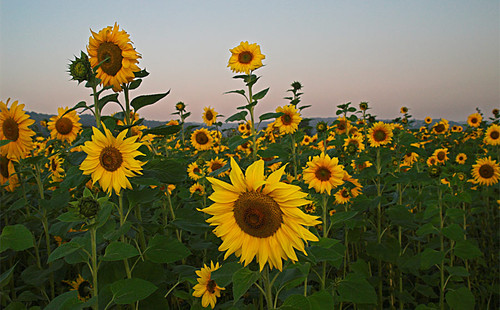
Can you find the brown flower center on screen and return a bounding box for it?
[2,117,19,141]
[195,132,209,145]
[238,51,253,64]
[315,167,332,181]
[282,114,292,125]
[97,42,123,76]
[207,279,217,294]
[99,146,123,172]
[479,164,494,179]
[341,189,350,198]
[55,117,73,135]
[490,130,499,140]
[211,162,222,171]
[470,117,478,124]
[205,110,213,121]
[233,191,283,238]
[434,124,445,133]
[373,129,387,142]
[51,158,57,171]
[0,157,9,178]
[337,122,346,131]
[437,151,446,161]
[77,280,92,300]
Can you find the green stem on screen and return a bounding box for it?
[438,187,445,310]
[124,84,131,128]
[92,84,101,129]
[263,266,274,310]
[118,195,132,279]
[321,194,328,290]
[90,223,99,310]
[291,134,297,178]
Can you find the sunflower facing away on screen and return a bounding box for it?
[484,124,500,146]
[47,107,82,143]
[471,157,500,186]
[228,41,265,74]
[63,275,92,301]
[202,106,218,127]
[0,99,35,160]
[302,152,345,195]
[80,124,145,196]
[0,155,19,192]
[274,104,302,135]
[367,122,393,147]
[192,261,225,309]
[87,22,141,92]
[191,128,214,151]
[199,157,320,271]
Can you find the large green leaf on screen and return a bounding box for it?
[232,267,259,303]
[420,248,445,270]
[252,87,270,100]
[454,240,482,260]
[279,294,311,310]
[210,261,243,287]
[145,235,191,264]
[111,278,158,304]
[446,286,475,310]
[130,91,170,111]
[226,111,248,122]
[47,241,83,263]
[337,274,377,304]
[102,242,139,261]
[0,224,34,252]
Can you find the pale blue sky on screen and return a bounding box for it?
[0,1,498,123]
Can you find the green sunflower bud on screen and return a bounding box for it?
[175,101,186,111]
[359,102,369,111]
[77,196,100,219]
[428,166,441,178]
[316,121,328,133]
[291,81,302,91]
[68,51,92,83]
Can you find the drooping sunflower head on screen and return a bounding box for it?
[228,41,265,74]
[0,155,19,192]
[303,152,345,195]
[87,22,141,92]
[192,261,225,309]
[191,128,214,151]
[47,107,82,144]
[0,99,35,160]
[63,275,92,301]
[467,112,482,128]
[199,158,320,271]
[275,104,302,135]
[80,124,145,196]
[471,157,500,186]
[46,154,65,183]
[484,124,500,146]
[202,106,218,127]
[367,121,393,147]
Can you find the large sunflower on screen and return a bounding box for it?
[484,124,500,146]
[199,158,320,271]
[367,122,393,147]
[202,106,218,127]
[303,153,345,195]
[228,41,265,74]
[0,99,35,160]
[47,107,82,144]
[467,112,482,128]
[191,128,214,151]
[274,105,302,135]
[0,155,19,192]
[471,157,500,186]
[192,261,225,309]
[80,124,145,196]
[87,23,141,92]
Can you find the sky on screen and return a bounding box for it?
[0,0,498,123]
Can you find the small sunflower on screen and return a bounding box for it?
[192,261,225,309]
[301,135,312,146]
[400,106,408,114]
[47,107,82,144]
[199,158,320,271]
[190,183,206,196]
[228,41,265,74]
[191,128,214,151]
[188,162,204,180]
[334,188,352,204]
[402,152,419,167]
[303,153,345,195]
[202,106,218,127]
[0,99,35,160]
[471,157,500,186]
[0,155,19,192]
[206,157,229,177]
[275,105,302,135]
[80,124,145,196]
[46,154,65,183]
[424,117,432,124]
[484,124,500,146]
[367,122,393,147]
[431,119,449,135]
[456,153,467,165]
[427,156,438,167]
[87,23,141,92]
[63,275,92,301]
[467,113,482,128]
[343,135,365,154]
[335,117,350,135]
[432,148,449,164]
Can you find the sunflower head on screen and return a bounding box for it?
[484,124,500,146]
[471,157,500,186]
[176,101,186,112]
[77,196,100,219]
[400,106,408,114]
[359,102,369,111]
[68,51,92,83]
[467,113,482,128]
[303,152,345,195]
[275,105,302,135]
[425,117,432,124]
[192,261,225,309]
[228,41,265,74]
[191,128,214,151]
[63,275,92,301]
[291,81,303,91]
[202,106,218,127]
[0,99,35,160]
[367,122,393,147]
[315,121,328,133]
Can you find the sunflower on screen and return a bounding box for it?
[199,158,320,271]
[87,22,141,92]
[484,124,500,146]
[80,124,145,196]
[192,261,225,309]
[0,99,35,160]
[190,183,206,196]
[400,106,408,114]
[367,122,393,147]
[206,157,229,177]
[334,188,352,204]
[47,107,82,144]
[351,160,372,172]
[202,106,218,127]
[471,157,500,186]
[274,105,302,135]
[301,135,312,146]
[46,154,65,183]
[343,135,365,154]
[432,148,449,164]
[456,153,467,165]
[467,113,482,128]
[0,155,19,192]
[303,153,345,195]
[188,162,204,180]
[424,117,432,124]
[431,119,449,135]
[228,41,265,74]
[63,275,92,301]
[335,116,350,135]
[426,156,438,167]
[402,152,419,167]
[191,128,214,151]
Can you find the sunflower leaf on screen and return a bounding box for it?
[131,91,170,112]
[143,124,181,136]
[259,112,283,122]
[97,93,120,111]
[0,140,11,147]
[252,87,269,100]
[0,224,34,253]
[134,69,149,78]
[111,278,158,305]
[224,89,246,97]
[225,111,248,123]
[232,267,259,303]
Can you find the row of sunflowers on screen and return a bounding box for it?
[0,23,499,310]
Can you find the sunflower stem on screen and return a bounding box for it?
[118,195,132,279]
[321,194,328,290]
[291,134,298,178]
[263,266,274,310]
[89,221,99,310]
[438,187,445,310]
[247,74,258,161]
[123,84,132,131]
[91,84,102,129]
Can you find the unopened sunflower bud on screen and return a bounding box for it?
[68,51,92,83]
[78,196,100,219]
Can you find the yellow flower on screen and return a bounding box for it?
[456,153,467,164]
[0,99,35,160]
[0,155,19,192]
[47,107,82,144]
[431,119,449,135]
[335,116,350,135]
[63,275,92,301]
[402,152,419,167]
[202,106,218,127]
[199,158,320,271]
[427,156,438,166]
[343,135,365,153]
[424,116,432,124]
[275,105,302,135]
[80,124,145,196]
[206,157,229,177]
[400,106,408,114]
[467,112,482,128]
[432,148,449,164]
[191,128,214,151]
[471,157,500,186]
[187,162,204,181]
[87,23,141,92]
[334,188,352,204]
[190,183,206,196]
[46,154,65,183]
[228,41,265,74]
[367,122,393,147]
[192,261,225,309]
[484,124,500,146]
[303,153,345,195]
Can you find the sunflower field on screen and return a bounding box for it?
[1,23,499,310]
